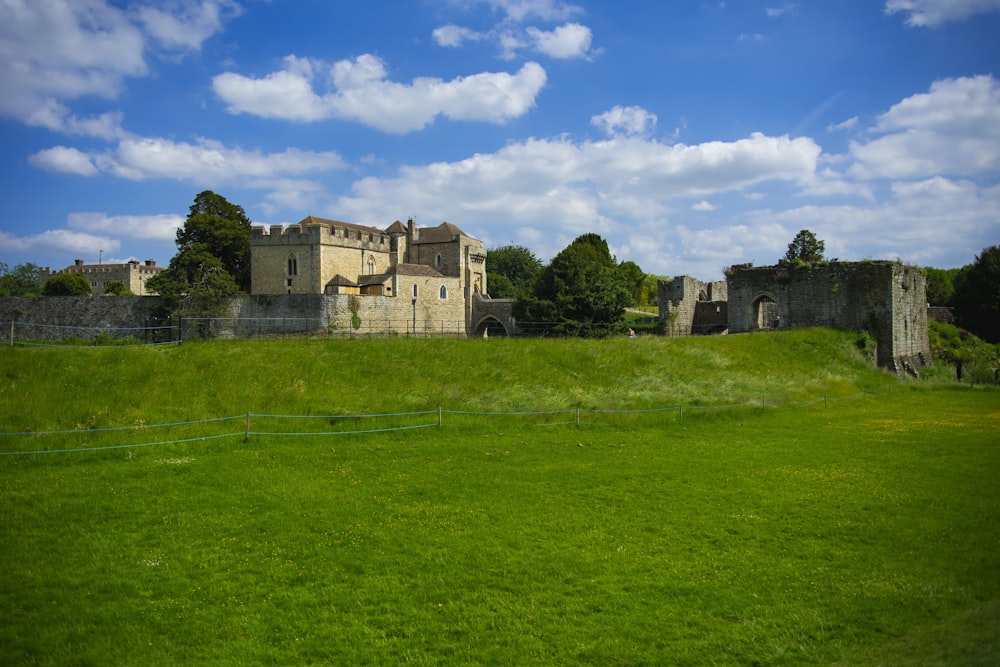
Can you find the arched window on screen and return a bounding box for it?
[435,253,442,269]
[412,283,418,298]
[287,255,298,276]
[367,255,376,275]
[439,285,448,299]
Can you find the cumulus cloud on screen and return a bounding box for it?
[213,55,548,132]
[432,24,485,47]
[330,131,820,268]
[67,212,184,242]
[591,106,658,138]
[132,0,242,51]
[848,75,1000,179]
[527,22,594,59]
[30,135,345,184]
[29,146,99,176]
[0,0,236,127]
[485,0,583,22]
[885,0,1000,26]
[0,229,121,262]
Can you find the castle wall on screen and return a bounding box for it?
[251,223,395,295]
[727,262,929,369]
[40,261,163,296]
[0,296,164,340]
[658,276,727,335]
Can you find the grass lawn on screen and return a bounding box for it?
[1,333,998,665]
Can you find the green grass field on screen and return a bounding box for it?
[1,331,998,665]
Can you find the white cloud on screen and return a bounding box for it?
[67,212,184,242]
[132,0,242,51]
[827,116,859,132]
[766,4,796,17]
[691,201,717,212]
[885,0,1000,26]
[29,146,99,176]
[591,106,658,138]
[432,24,485,47]
[527,22,594,59]
[0,0,237,127]
[330,131,820,269]
[213,55,548,133]
[30,135,345,185]
[485,0,582,22]
[849,75,1000,180]
[0,229,120,262]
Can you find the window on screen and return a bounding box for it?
[435,253,442,269]
[367,255,376,274]
[287,256,298,276]
[439,285,448,299]
[412,283,418,298]
[286,278,293,287]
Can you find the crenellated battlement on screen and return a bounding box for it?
[251,217,390,251]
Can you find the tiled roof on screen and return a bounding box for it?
[326,274,358,287]
[384,220,407,235]
[415,221,469,243]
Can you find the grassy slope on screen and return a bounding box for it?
[0,328,888,431]
[1,330,998,665]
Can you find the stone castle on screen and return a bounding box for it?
[659,260,930,371]
[40,258,164,295]
[249,216,512,337]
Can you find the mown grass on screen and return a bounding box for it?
[1,330,998,665]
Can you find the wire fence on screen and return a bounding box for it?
[0,387,892,456]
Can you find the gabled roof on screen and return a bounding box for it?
[297,215,383,236]
[414,221,474,244]
[384,220,407,235]
[326,274,358,287]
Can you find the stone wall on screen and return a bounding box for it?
[727,261,929,370]
[0,296,165,340]
[658,276,728,335]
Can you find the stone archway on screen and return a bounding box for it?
[751,293,779,330]
[474,316,510,337]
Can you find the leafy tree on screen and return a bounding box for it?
[640,274,665,307]
[177,190,253,292]
[617,260,645,307]
[149,191,250,314]
[147,243,239,315]
[42,273,92,296]
[515,233,630,335]
[951,245,1000,343]
[0,262,42,296]
[485,272,516,299]
[923,266,960,306]
[783,229,825,264]
[487,245,543,297]
[102,280,133,296]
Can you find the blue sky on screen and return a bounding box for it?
[1,0,998,280]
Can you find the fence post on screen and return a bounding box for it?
[8,320,13,347]
[438,407,442,428]
[244,413,251,443]
[679,405,683,421]
[576,407,580,428]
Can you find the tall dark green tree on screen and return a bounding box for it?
[616,260,645,307]
[783,229,825,263]
[0,262,42,296]
[515,233,630,334]
[148,191,250,314]
[177,190,253,291]
[952,245,1000,343]
[487,245,543,298]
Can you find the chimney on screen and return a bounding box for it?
[145,259,156,267]
[74,259,84,266]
